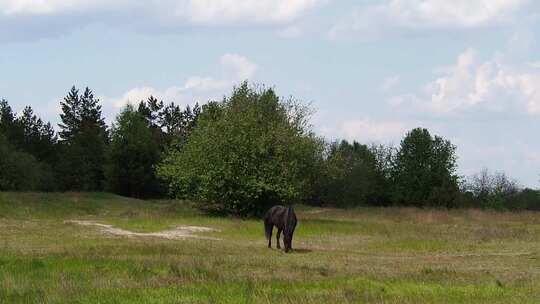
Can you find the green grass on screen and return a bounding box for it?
[0,192,539,303]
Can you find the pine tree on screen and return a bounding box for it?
[0,99,16,134]
[59,86,81,141]
[57,86,108,191]
[138,96,164,128]
[15,106,57,164]
[136,96,203,148]
[19,106,41,152]
[0,99,24,147]
[0,101,57,190]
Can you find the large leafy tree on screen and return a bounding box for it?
[392,128,459,207]
[57,86,108,191]
[106,105,162,198]
[158,83,321,216]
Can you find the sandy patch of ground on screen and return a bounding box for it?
[65,220,221,240]
[305,208,329,214]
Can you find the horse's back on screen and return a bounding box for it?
[265,205,296,229]
[266,205,287,217]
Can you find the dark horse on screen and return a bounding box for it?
[264,205,297,252]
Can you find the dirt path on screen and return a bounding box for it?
[65,220,221,241]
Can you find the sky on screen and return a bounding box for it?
[1,0,539,187]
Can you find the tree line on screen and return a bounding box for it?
[0,86,200,197]
[1,83,538,215]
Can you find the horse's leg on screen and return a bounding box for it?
[289,233,294,252]
[276,228,282,249]
[265,222,273,248]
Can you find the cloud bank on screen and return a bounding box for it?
[104,53,257,113]
[329,0,532,40]
[391,48,540,116]
[319,118,410,144]
[0,0,319,41]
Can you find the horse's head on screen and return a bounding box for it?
[283,207,297,253]
[283,234,292,252]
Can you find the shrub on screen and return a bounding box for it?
[0,134,54,191]
[505,189,540,211]
[465,169,520,210]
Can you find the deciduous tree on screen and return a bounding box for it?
[159,83,321,216]
[392,128,459,207]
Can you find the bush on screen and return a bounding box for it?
[0,135,54,191]
[454,191,477,209]
[464,169,520,210]
[505,189,540,211]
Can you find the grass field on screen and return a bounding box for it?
[0,192,539,303]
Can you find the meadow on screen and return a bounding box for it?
[0,192,539,303]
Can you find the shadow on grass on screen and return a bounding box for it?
[267,248,312,254]
[290,248,312,254]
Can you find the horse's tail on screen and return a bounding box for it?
[264,215,273,240]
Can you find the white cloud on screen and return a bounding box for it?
[320,118,409,143]
[391,48,540,115]
[329,0,531,40]
[186,0,318,25]
[0,0,319,41]
[108,87,175,109]
[1,0,81,15]
[0,0,130,16]
[0,0,317,19]
[104,53,257,112]
[220,53,258,80]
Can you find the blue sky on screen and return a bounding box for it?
[1,0,539,187]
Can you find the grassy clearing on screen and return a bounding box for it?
[0,192,539,303]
